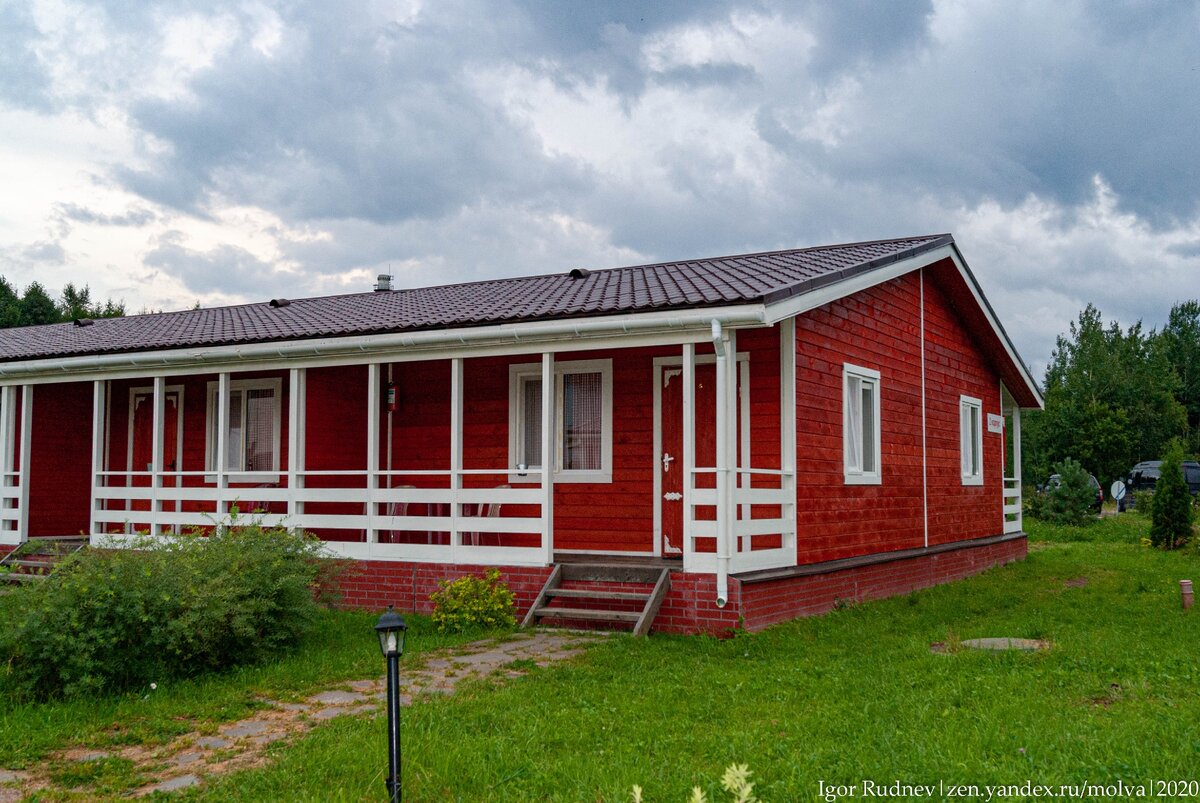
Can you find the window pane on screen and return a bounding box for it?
[861,382,875,473]
[970,407,980,475]
[846,376,862,472]
[563,372,601,471]
[226,390,244,472]
[522,378,542,468]
[245,389,275,471]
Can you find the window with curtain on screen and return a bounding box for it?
[960,396,983,485]
[207,380,281,474]
[843,364,881,484]
[510,360,612,482]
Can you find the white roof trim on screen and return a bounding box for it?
[0,303,767,384]
[762,243,1044,409]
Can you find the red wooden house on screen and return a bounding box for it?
[0,234,1041,634]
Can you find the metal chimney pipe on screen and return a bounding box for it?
[375,274,394,292]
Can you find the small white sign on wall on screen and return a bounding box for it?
[987,413,1004,434]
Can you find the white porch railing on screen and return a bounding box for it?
[0,470,22,545]
[685,467,796,573]
[92,468,550,566]
[1003,477,1022,534]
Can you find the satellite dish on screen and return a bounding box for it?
[1110,480,1126,501]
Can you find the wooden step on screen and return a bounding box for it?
[10,559,57,569]
[545,588,650,602]
[560,563,665,583]
[1,572,43,583]
[534,606,642,622]
[524,563,672,635]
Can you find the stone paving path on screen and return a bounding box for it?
[0,630,602,800]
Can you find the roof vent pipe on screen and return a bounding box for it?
[269,298,291,308]
[73,318,94,327]
[568,267,591,279]
[375,274,393,292]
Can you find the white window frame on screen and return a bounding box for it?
[508,358,613,484]
[960,394,984,486]
[843,364,882,485]
[205,378,283,482]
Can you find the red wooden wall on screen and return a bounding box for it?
[792,267,1003,565]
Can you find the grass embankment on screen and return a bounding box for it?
[196,513,1200,801]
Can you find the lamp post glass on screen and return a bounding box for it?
[375,607,408,657]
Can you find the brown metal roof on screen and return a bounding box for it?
[0,234,951,363]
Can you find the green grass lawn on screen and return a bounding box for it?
[6,513,1200,801]
[0,607,478,771]
[187,514,1200,802]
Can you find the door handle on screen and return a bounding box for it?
[662,452,675,472]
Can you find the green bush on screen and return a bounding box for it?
[429,568,516,633]
[1037,457,1097,526]
[1,522,341,699]
[1150,440,1194,549]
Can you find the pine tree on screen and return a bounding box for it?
[1150,440,1194,549]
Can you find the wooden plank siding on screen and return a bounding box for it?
[792,269,1004,565]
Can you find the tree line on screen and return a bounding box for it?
[1022,300,1200,488]
[0,278,125,327]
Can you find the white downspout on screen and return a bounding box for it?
[712,319,730,608]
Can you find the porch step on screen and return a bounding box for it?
[0,537,88,584]
[534,606,642,623]
[545,588,650,602]
[522,563,671,636]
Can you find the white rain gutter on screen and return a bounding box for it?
[0,305,768,381]
[712,318,731,608]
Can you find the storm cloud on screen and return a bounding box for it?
[1,0,1198,378]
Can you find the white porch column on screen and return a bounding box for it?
[16,385,31,542]
[1013,404,1023,530]
[682,343,695,568]
[287,368,306,524]
[450,357,463,558]
[89,380,106,539]
[151,376,165,536]
[540,351,555,564]
[216,372,229,523]
[779,318,797,563]
[366,362,381,543]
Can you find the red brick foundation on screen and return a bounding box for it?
[337,561,554,615]
[735,533,1027,632]
[334,534,1026,636]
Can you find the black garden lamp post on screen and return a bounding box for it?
[375,606,408,802]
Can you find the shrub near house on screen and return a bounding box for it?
[1028,458,1097,526]
[1,523,339,699]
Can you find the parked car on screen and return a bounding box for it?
[1119,460,1200,511]
[1043,472,1103,513]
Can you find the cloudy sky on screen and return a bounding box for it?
[1,0,1198,377]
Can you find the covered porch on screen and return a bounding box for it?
[1,320,800,586]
